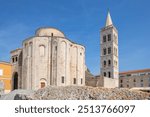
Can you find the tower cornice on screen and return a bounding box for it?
[101,25,118,33]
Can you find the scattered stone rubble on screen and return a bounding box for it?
[33,86,150,100]
[1,86,149,100]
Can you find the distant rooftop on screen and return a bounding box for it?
[10,48,22,53]
[119,69,150,75]
[0,61,11,65]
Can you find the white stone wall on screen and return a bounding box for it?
[22,28,85,90]
[100,25,119,88]
[10,49,22,89]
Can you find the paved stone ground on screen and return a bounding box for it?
[1,86,150,100]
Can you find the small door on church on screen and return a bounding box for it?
[41,82,45,88]
[13,72,18,90]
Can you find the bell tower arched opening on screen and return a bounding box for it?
[12,72,18,90]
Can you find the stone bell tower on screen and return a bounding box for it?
[100,11,119,87]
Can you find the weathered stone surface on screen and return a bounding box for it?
[28,86,150,100]
[11,27,85,90]
[1,86,150,100]
[100,13,119,88]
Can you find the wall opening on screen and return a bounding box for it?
[41,82,46,88]
[108,72,111,78]
[104,72,106,77]
[39,45,45,57]
[73,78,76,84]
[61,76,64,83]
[40,78,47,88]
[51,33,54,37]
[81,78,83,84]
[15,57,18,62]
[13,72,18,90]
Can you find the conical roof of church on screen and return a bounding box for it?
[105,11,113,27]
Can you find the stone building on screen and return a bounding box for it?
[85,12,150,89]
[99,11,119,88]
[11,27,85,90]
[119,69,150,88]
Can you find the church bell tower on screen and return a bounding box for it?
[100,11,119,87]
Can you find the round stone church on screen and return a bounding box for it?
[10,27,85,90]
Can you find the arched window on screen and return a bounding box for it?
[108,60,111,66]
[40,78,47,88]
[108,47,111,54]
[41,82,45,88]
[15,57,18,62]
[51,33,54,37]
[108,34,111,41]
[12,58,15,63]
[104,72,106,77]
[55,46,57,51]
[13,72,18,90]
[81,78,83,84]
[103,61,106,67]
[108,72,111,78]
[134,79,136,82]
[103,35,106,43]
[73,78,76,84]
[61,76,64,83]
[103,48,106,55]
[29,42,33,57]
[39,45,45,56]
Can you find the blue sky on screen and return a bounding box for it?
[0,0,150,75]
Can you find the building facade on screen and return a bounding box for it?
[99,12,119,88]
[11,27,85,90]
[85,69,150,88]
[119,69,150,88]
[0,61,12,93]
